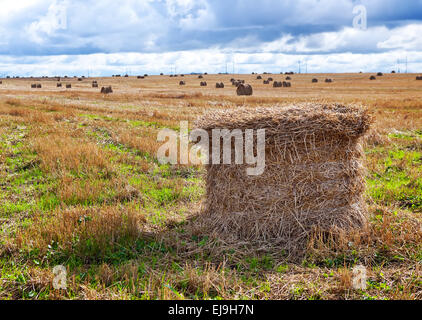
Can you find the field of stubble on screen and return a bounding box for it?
[0,72,421,300]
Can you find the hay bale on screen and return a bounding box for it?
[267,77,273,82]
[31,84,36,88]
[263,80,270,85]
[283,81,291,87]
[257,75,262,80]
[312,78,318,83]
[216,82,224,88]
[369,76,376,80]
[377,72,383,76]
[200,81,207,87]
[286,76,291,80]
[195,103,371,256]
[0,81,2,84]
[78,78,83,81]
[236,83,253,96]
[273,81,282,88]
[101,86,113,94]
[92,83,99,88]
[66,84,72,89]
[416,76,422,80]
[57,83,62,87]
[325,79,333,83]
[36,84,42,88]
[179,81,186,86]
[198,75,204,79]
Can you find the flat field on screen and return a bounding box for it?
[0,73,421,299]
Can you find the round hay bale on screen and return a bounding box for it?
[256,75,262,80]
[236,83,253,96]
[312,78,318,83]
[92,83,99,88]
[101,86,113,94]
[57,83,62,87]
[198,75,204,79]
[369,75,376,80]
[286,76,291,80]
[273,81,282,88]
[31,84,36,88]
[377,72,383,76]
[179,81,186,86]
[200,81,207,87]
[36,84,42,88]
[325,78,333,83]
[267,77,273,82]
[195,103,371,257]
[416,76,422,80]
[263,80,270,84]
[66,84,72,89]
[78,78,83,81]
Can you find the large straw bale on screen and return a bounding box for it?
[195,103,371,256]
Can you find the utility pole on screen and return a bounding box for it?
[298,60,301,74]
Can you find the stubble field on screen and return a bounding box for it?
[0,72,421,300]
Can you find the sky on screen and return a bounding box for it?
[0,0,422,76]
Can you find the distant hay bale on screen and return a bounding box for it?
[312,78,318,83]
[273,81,282,88]
[283,81,291,87]
[216,82,224,88]
[198,75,204,79]
[267,77,273,82]
[57,83,62,87]
[160,73,164,75]
[325,78,333,83]
[377,72,383,76]
[257,75,262,80]
[36,84,42,88]
[236,83,253,96]
[0,80,2,84]
[416,76,422,80]
[92,83,99,88]
[286,76,291,80]
[138,76,145,79]
[101,86,113,94]
[66,84,72,89]
[78,78,83,81]
[195,103,371,256]
[179,80,186,86]
[391,71,396,74]
[263,80,270,84]
[200,81,207,87]
[369,76,376,80]
[31,84,36,88]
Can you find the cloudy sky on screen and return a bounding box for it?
[0,0,422,76]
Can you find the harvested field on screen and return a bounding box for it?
[0,72,421,300]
